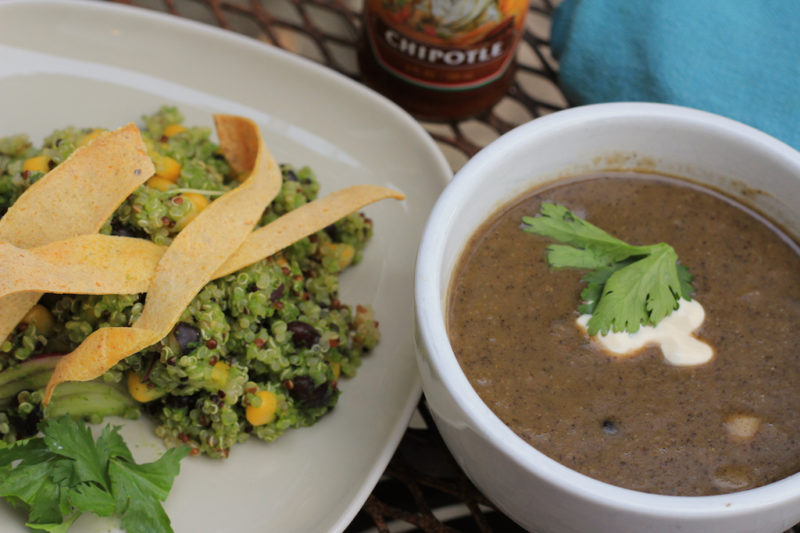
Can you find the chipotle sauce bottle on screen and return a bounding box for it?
[358,0,529,121]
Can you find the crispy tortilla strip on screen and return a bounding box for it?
[215,185,404,277]
[0,185,404,298]
[0,236,163,296]
[214,115,260,175]
[0,124,154,342]
[44,116,281,405]
[0,124,152,247]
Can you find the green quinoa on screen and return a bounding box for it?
[0,107,380,457]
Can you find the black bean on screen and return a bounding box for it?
[284,169,299,181]
[143,401,162,416]
[110,221,148,239]
[602,419,618,435]
[269,284,285,302]
[324,223,340,240]
[166,394,197,409]
[288,376,333,408]
[287,321,320,348]
[173,322,201,354]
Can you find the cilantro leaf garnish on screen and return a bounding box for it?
[0,416,188,533]
[521,203,694,335]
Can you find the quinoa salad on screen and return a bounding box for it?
[0,107,381,458]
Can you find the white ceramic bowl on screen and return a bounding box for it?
[414,102,800,533]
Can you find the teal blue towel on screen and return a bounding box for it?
[550,0,800,150]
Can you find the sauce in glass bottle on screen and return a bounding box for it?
[358,0,529,121]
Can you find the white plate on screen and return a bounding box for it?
[0,1,451,532]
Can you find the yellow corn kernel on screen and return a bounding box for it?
[173,193,210,231]
[163,124,187,138]
[275,254,289,268]
[146,176,175,192]
[127,372,165,403]
[322,242,355,270]
[246,390,278,426]
[78,128,107,147]
[21,304,55,335]
[210,361,230,389]
[154,155,181,182]
[22,155,50,174]
[329,361,341,381]
[183,192,209,212]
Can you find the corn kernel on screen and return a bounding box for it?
[330,361,341,381]
[154,155,181,182]
[22,155,50,175]
[146,176,175,192]
[725,414,761,442]
[78,128,106,147]
[210,361,230,389]
[322,242,355,270]
[163,124,187,138]
[127,372,165,403]
[183,192,209,212]
[173,193,210,231]
[21,304,55,335]
[246,390,278,426]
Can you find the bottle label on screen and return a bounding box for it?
[363,0,529,91]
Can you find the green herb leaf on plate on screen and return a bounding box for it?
[0,416,188,533]
[110,447,188,533]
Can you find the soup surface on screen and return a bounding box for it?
[447,173,800,496]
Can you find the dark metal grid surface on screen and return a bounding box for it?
[344,401,529,533]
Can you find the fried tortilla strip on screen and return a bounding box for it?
[44,116,281,405]
[0,236,164,296]
[215,185,404,277]
[0,185,404,298]
[0,124,154,342]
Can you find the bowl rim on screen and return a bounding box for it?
[415,102,800,519]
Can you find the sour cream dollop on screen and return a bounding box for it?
[576,299,714,366]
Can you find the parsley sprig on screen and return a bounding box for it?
[521,203,694,335]
[0,416,188,533]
